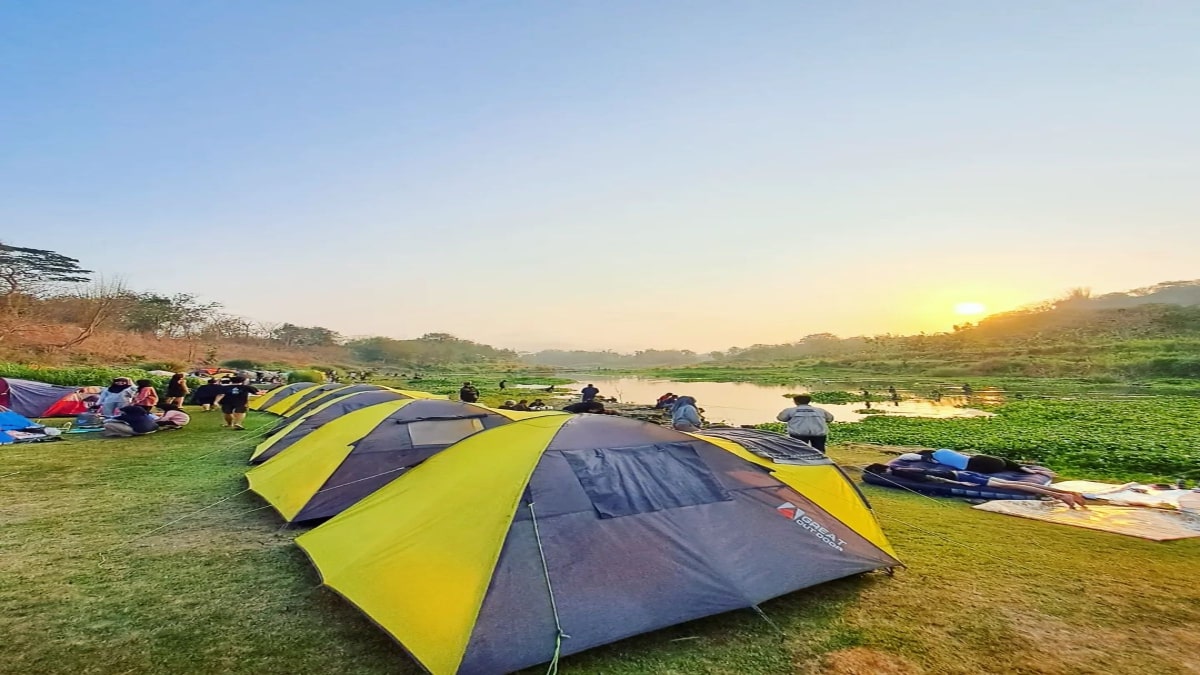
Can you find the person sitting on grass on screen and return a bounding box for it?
[654,393,678,410]
[513,399,531,411]
[499,400,518,410]
[155,403,191,429]
[102,404,159,437]
[909,449,1058,478]
[528,399,549,410]
[132,379,159,412]
[670,396,702,432]
[864,463,1086,509]
[98,378,136,417]
[213,376,259,431]
[563,400,606,414]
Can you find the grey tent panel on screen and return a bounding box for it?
[280,384,388,423]
[699,427,834,466]
[0,378,77,418]
[256,382,318,410]
[251,390,409,465]
[461,472,897,674]
[562,443,732,518]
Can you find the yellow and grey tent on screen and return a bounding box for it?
[248,382,319,411]
[247,399,560,523]
[295,416,900,674]
[260,382,347,415]
[249,387,441,465]
[273,383,444,423]
[265,382,445,418]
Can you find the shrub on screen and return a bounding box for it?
[221,359,262,370]
[782,391,858,404]
[136,361,189,373]
[288,369,326,384]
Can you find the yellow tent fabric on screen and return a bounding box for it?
[264,384,353,416]
[692,433,897,559]
[294,418,900,674]
[246,401,562,522]
[250,387,448,463]
[295,415,571,675]
[248,382,318,411]
[247,400,412,519]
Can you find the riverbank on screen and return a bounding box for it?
[3,416,1196,674]
[633,365,1200,397]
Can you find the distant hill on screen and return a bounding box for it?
[1076,280,1200,310]
[698,279,1200,379]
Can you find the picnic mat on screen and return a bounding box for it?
[972,500,1200,541]
[1051,480,1196,509]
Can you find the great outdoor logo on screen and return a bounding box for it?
[776,502,846,551]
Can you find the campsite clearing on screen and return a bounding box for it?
[1,414,1198,674]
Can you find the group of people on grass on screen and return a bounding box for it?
[498,399,552,411]
[93,374,260,436]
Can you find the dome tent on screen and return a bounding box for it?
[0,378,91,418]
[262,383,351,415]
[249,388,414,465]
[248,382,320,412]
[296,416,899,674]
[246,399,560,523]
[275,384,442,424]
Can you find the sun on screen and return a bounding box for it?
[954,302,987,316]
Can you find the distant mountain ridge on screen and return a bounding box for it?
[1077,280,1200,310]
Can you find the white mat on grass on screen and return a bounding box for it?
[972,500,1200,541]
[1051,480,1195,510]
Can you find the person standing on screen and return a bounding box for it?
[459,381,480,403]
[213,376,259,430]
[165,373,189,406]
[499,379,507,390]
[98,378,136,417]
[776,394,835,452]
[670,396,702,432]
[581,383,599,402]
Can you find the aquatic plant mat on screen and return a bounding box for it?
[972,500,1200,541]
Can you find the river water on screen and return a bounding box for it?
[533,377,992,427]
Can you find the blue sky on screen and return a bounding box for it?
[3,2,1198,351]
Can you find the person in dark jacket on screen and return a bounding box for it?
[459,382,480,403]
[580,384,600,402]
[191,379,222,411]
[102,405,159,437]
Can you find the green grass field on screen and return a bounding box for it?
[2,411,1198,674]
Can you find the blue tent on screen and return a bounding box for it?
[0,409,44,445]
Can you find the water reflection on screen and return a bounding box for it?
[553,377,993,427]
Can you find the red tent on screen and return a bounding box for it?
[0,378,100,418]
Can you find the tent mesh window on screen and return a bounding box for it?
[562,442,732,519]
[700,428,832,466]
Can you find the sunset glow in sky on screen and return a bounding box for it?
[3,3,1198,352]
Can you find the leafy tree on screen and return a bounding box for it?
[0,242,93,297]
[122,293,220,338]
[272,323,341,347]
[0,242,93,339]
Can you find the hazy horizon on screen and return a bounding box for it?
[5,3,1198,353]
